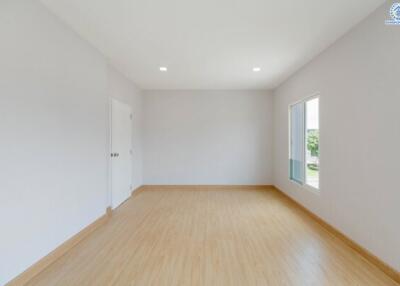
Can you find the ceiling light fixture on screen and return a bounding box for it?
[253,67,261,72]
[159,67,168,72]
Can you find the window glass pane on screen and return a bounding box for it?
[305,98,319,189]
[290,102,304,184]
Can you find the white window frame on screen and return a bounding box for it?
[288,93,320,193]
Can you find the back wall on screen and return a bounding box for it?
[143,90,273,185]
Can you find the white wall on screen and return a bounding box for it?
[107,66,144,192]
[273,2,400,272]
[143,90,273,185]
[0,1,143,284]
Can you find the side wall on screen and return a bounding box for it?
[0,1,143,284]
[143,90,273,185]
[273,2,400,271]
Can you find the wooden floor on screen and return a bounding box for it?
[27,187,398,286]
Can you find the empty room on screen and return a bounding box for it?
[1,0,400,285]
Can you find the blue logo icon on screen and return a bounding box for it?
[386,3,400,25]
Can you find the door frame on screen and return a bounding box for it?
[108,97,133,209]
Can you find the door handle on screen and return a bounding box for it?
[111,153,119,157]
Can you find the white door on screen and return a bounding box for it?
[111,98,132,209]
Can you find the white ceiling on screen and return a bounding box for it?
[40,0,385,90]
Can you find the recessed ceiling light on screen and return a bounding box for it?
[159,67,168,72]
[253,67,261,72]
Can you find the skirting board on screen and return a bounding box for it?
[131,185,146,197]
[140,185,274,190]
[273,186,400,284]
[6,212,110,286]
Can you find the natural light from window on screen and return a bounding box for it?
[305,98,319,189]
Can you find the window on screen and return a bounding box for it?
[289,96,319,189]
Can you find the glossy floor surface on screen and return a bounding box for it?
[27,187,398,286]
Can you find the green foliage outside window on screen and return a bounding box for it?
[307,130,319,157]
